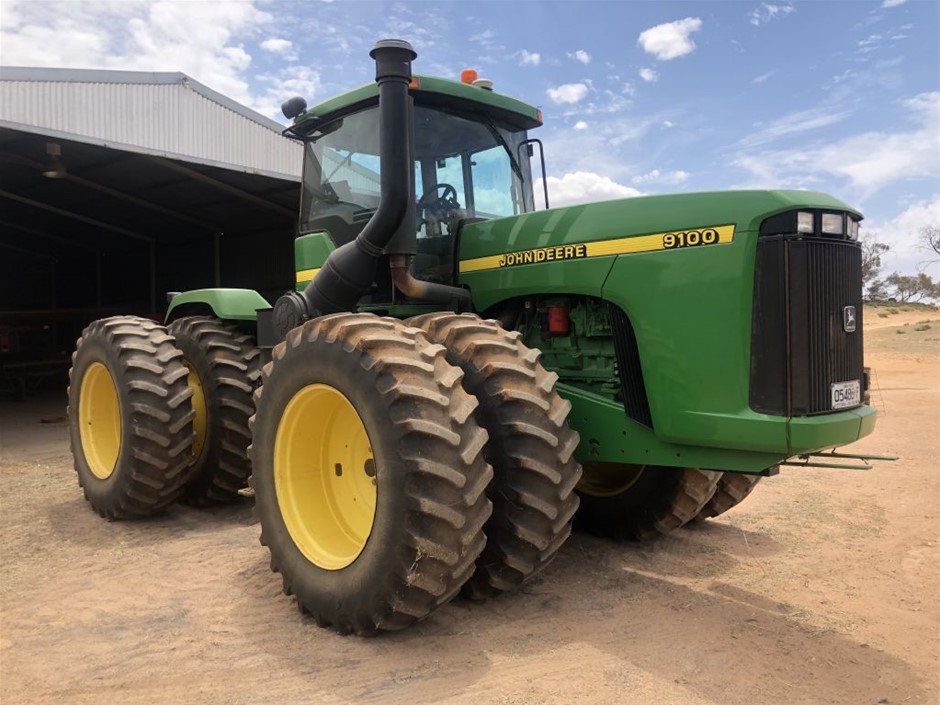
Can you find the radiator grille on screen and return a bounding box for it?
[751,236,864,416]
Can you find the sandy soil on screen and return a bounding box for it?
[1,308,938,705]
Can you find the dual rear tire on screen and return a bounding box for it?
[68,316,195,518]
[167,316,260,505]
[69,315,260,517]
[248,312,584,632]
[249,313,494,633]
[405,313,582,599]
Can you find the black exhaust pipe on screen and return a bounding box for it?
[271,38,470,339]
[272,39,417,332]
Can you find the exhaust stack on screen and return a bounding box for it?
[272,39,416,333]
[271,38,470,339]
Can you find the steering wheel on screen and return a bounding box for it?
[418,183,460,219]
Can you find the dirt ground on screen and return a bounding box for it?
[1,308,938,705]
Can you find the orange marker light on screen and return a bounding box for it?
[461,68,478,84]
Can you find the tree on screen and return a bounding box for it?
[919,225,940,271]
[860,232,890,301]
[922,225,940,257]
[883,271,940,303]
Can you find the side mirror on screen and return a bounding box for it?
[281,96,308,120]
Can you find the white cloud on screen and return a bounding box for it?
[865,196,940,276]
[739,107,852,148]
[517,49,541,66]
[734,92,940,200]
[749,3,796,27]
[858,33,883,52]
[470,29,495,43]
[546,82,589,104]
[252,65,322,120]
[573,120,588,130]
[881,0,908,7]
[0,0,272,111]
[876,56,904,69]
[638,67,659,83]
[632,169,690,185]
[539,171,642,208]
[569,49,591,64]
[752,70,775,84]
[903,91,939,120]
[560,89,631,118]
[260,38,293,54]
[662,120,675,128]
[541,115,662,180]
[637,17,702,61]
[469,28,500,53]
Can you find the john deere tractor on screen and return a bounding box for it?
[68,40,877,634]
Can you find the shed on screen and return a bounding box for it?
[0,67,303,395]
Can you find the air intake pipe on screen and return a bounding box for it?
[272,38,470,338]
[273,39,416,334]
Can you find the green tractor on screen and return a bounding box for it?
[68,40,878,634]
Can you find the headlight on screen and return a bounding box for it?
[797,211,814,234]
[847,218,859,240]
[821,213,844,235]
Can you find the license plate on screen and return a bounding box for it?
[831,380,861,410]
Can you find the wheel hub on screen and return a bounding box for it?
[78,362,122,479]
[183,361,208,462]
[577,462,646,498]
[274,384,376,570]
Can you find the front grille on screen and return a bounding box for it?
[750,235,864,416]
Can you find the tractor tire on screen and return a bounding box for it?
[696,472,764,520]
[168,316,261,505]
[67,316,194,519]
[249,313,493,634]
[406,313,581,600]
[575,463,721,541]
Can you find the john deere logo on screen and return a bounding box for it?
[843,306,857,333]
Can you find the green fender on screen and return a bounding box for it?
[165,288,269,323]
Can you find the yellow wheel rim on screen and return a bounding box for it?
[274,384,376,570]
[184,362,208,462]
[578,462,646,498]
[78,362,122,479]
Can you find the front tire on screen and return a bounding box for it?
[575,463,720,540]
[249,313,493,634]
[168,316,260,505]
[68,316,194,519]
[696,472,764,520]
[407,313,581,599]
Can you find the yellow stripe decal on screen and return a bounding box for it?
[459,224,735,274]
[296,267,320,284]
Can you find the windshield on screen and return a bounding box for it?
[300,104,534,240]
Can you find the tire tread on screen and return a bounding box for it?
[68,316,194,519]
[407,313,582,600]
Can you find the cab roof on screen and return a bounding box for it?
[293,75,542,133]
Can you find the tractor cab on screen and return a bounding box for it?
[291,75,542,285]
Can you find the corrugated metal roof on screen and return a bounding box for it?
[0,67,302,181]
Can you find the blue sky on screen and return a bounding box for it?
[2,0,938,276]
